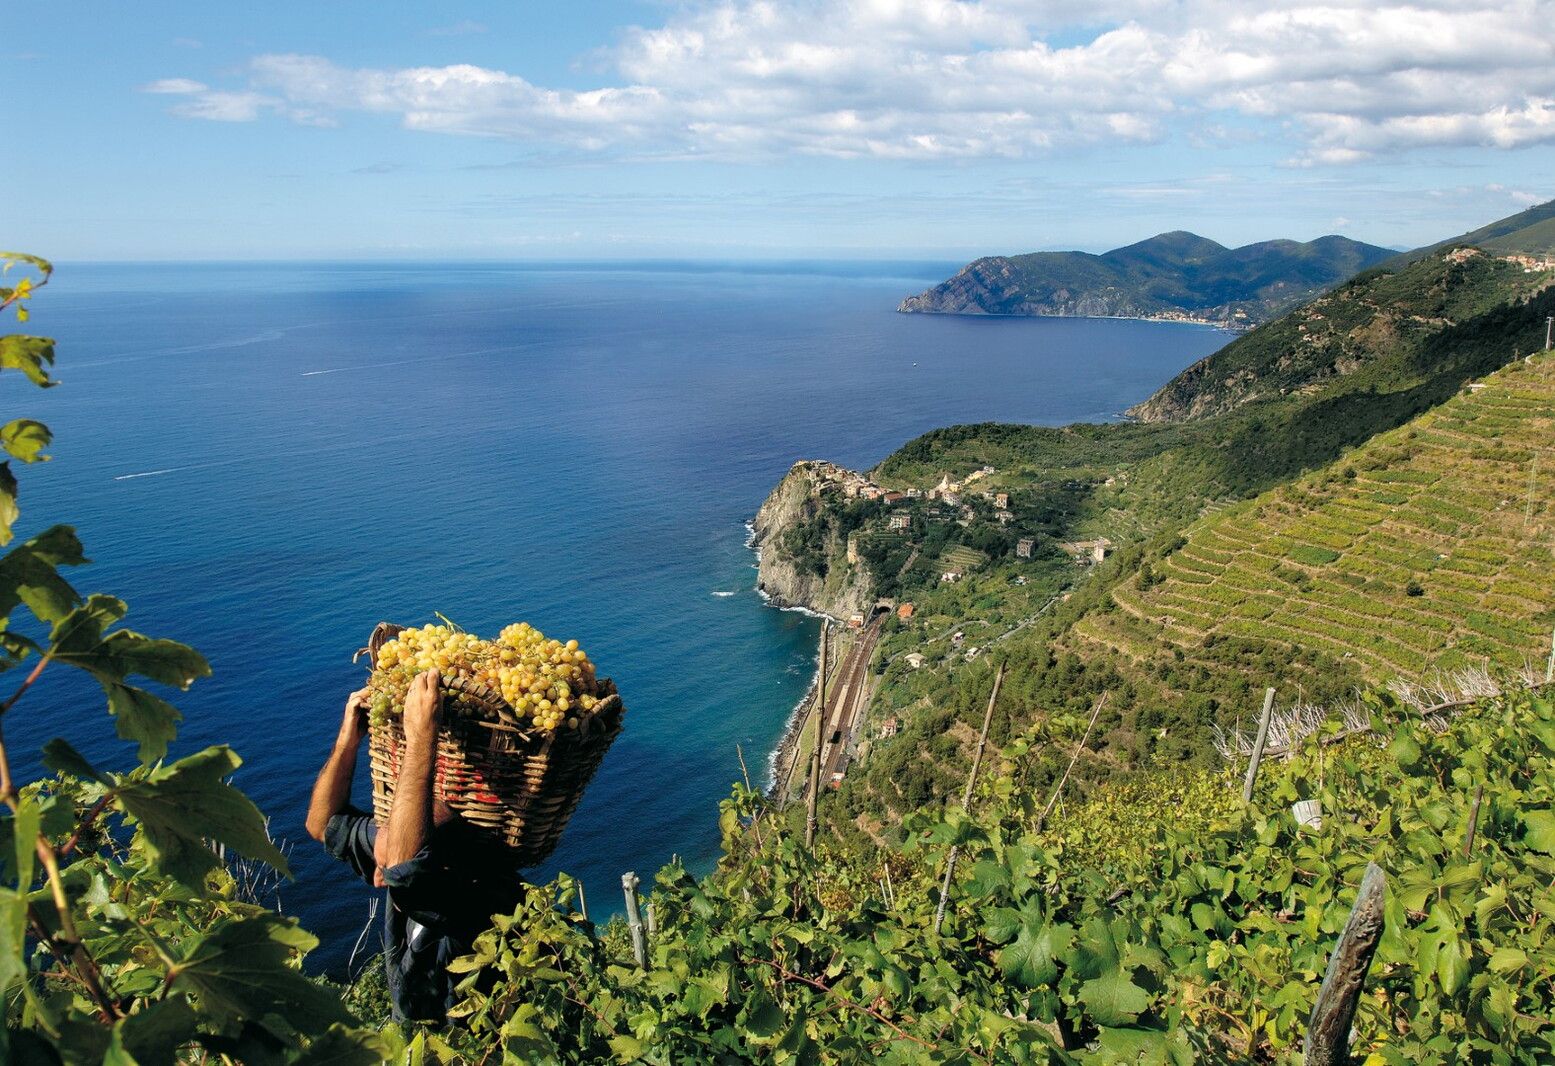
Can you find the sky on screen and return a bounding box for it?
[7,1,1555,260]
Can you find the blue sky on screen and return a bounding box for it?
[8,1,1554,260]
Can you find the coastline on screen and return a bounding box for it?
[896,307,1250,331]
[745,518,851,798]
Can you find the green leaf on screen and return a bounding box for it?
[109,996,199,1066]
[289,1025,396,1066]
[106,683,184,765]
[995,900,1072,989]
[0,335,57,388]
[0,525,87,624]
[1486,946,1528,975]
[0,798,41,993]
[115,746,290,885]
[1522,809,1555,855]
[51,594,210,689]
[742,991,786,1042]
[0,420,50,464]
[170,913,349,1037]
[41,737,111,785]
[0,463,16,547]
[1078,968,1152,1028]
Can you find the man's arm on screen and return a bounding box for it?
[376,669,442,873]
[305,686,371,842]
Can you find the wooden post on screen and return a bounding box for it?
[646,902,657,936]
[1546,626,1554,684]
[1241,687,1277,803]
[576,880,589,922]
[933,662,1006,935]
[1464,784,1485,858]
[1037,692,1108,833]
[805,624,829,851]
[622,872,647,969]
[1304,862,1387,1066]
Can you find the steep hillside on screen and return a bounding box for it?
[785,249,1555,837]
[898,231,1392,326]
[1128,248,1554,422]
[1398,196,1555,262]
[1083,353,1553,691]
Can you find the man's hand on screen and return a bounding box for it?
[404,669,442,746]
[339,687,371,749]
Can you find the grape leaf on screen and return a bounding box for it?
[114,746,289,885]
[107,996,198,1066]
[0,420,50,464]
[50,595,210,690]
[0,798,40,993]
[105,683,183,765]
[1078,968,1151,1028]
[0,335,57,388]
[0,525,86,624]
[991,898,1071,988]
[41,738,110,785]
[170,914,349,1036]
[1522,810,1555,855]
[288,1025,393,1066]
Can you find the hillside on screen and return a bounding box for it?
[897,231,1392,327]
[1128,247,1554,422]
[755,246,1555,835]
[1397,196,1555,263]
[1078,352,1553,705]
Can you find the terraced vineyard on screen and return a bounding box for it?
[1102,353,1554,681]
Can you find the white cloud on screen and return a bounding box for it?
[150,0,1555,162]
[140,77,208,95]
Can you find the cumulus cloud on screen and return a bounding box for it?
[149,0,1555,162]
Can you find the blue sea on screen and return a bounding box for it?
[11,261,1230,971]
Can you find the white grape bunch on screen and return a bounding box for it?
[366,621,603,734]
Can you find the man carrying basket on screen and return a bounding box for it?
[306,669,525,1024]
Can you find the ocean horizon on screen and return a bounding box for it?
[12,259,1231,972]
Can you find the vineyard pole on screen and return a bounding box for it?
[622,872,648,969]
[1304,862,1387,1066]
[1546,626,1554,683]
[1037,691,1108,833]
[1241,687,1278,803]
[933,661,1006,935]
[805,624,829,851]
[577,880,589,923]
[1464,783,1485,858]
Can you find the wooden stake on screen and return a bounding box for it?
[1304,862,1387,1066]
[805,624,829,851]
[576,880,589,923]
[934,662,1006,935]
[622,872,647,969]
[1546,626,1554,684]
[1037,692,1108,833]
[1464,783,1485,858]
[1241,687,1278,804]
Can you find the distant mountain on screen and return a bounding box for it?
[898,231,1394,327]
[1393,197,1555,264]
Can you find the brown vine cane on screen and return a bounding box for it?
[360,621,624,867]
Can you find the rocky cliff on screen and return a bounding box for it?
[750,461,876,619]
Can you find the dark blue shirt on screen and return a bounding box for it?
[323,806,525,1023]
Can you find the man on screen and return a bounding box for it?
[306,669,525,1023]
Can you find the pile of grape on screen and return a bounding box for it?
[366,621,603,733]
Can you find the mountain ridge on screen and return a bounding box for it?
[898,230,1394,327]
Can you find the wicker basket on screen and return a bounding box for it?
[361,621,623,867]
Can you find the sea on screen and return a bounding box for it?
[10,261,1231,972]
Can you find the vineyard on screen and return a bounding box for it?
[1093,354,1554,683]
